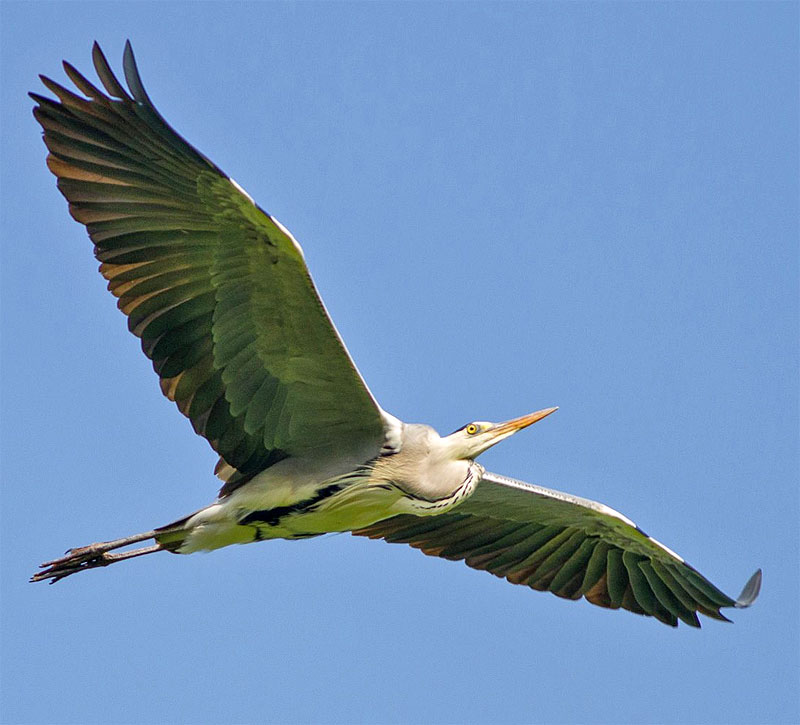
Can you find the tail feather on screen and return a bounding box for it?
[154,514,195,551]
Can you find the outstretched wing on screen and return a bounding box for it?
[31,42,387,489]
[355,471,761,627]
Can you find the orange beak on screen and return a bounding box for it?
[491,407,559,437]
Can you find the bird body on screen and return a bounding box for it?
[162,420,492,553]
[29,41,761,629]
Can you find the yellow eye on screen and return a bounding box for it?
[465,424,479,435]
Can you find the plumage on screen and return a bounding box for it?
[32,42,386,480]
[30,42,761,629]
[355,472,761,626]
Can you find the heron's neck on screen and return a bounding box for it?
[395,460,483,516]
[373,431,476,503]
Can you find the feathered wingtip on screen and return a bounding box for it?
[91,40,131,101]
[122,40,154,107]
[735,569,762,608]
[30,39,222,176]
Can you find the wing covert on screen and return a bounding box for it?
[32,42,386,485]
[354,471,761,627]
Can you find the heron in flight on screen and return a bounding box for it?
[30,42,761,628]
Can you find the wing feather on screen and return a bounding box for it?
[32,42,387,489]
[354,471,761,627]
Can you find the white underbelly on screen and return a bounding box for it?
[178,469,405,553]
[175,456,480,554]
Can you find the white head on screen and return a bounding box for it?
[441,407,558,460]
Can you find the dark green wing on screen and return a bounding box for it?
[355,471,761,627]
[32,42,386,488]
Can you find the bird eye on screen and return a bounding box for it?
[465,424,479,435]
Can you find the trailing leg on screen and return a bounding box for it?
[31,525,184,583]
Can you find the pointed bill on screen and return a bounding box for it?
[492,407,559,437]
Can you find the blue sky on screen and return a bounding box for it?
[1,2,797,724]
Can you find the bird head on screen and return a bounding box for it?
[444,407,558,460]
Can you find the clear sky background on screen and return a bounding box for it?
[1,3,797,724]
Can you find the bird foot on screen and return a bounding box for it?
[31,543,116,583]
[31,530,162,583]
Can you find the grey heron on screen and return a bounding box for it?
[30,42,761,628]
